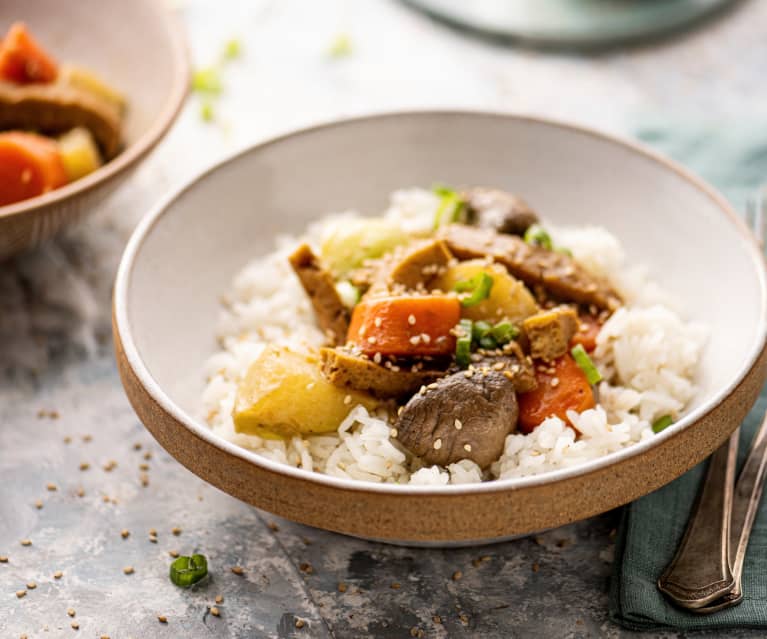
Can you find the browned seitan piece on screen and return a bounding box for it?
[467,341,537,393]
[387,239,453,290]
[0,81,122,159]
[394,368,519,469]
[522,306,578,361]
[463,187,539,236]
[288,243,350,345]
[440,224,621,311]
[320,347,446,399]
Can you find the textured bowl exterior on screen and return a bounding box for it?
[0,0,189,260]
[114,318,767,542]
[113,111,767,544]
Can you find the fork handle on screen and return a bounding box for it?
[657,430,738,608]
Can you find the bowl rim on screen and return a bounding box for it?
[113,109,767,496]
[0,0,190,220]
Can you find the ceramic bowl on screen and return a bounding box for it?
[0,0,188,260]
[113,111,767,545]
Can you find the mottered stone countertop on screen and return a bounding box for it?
[2,1,767,637]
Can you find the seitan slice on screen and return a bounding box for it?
[522,306,578,361]
[289,243,350,345]
[0,81,122,159]
[387,239,453,290]
[440,224,621,311]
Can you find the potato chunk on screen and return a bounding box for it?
[233,345,378,439]
[433,259,538,323]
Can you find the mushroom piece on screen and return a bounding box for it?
[464,187,540,236]
[394,370,518,469]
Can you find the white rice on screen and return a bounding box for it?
[202,189,707,485]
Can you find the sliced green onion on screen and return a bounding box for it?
[555,246,573,257]
[223,38,243,60]
[455,319,473,368]
[490,321,519,345]
[471,320,492,342]
[335,280,360,309]
[200,100,215,122]
[524,224,553,251]
[479,335,497,350]
[432,186,466,230]
[570,344,602,385]
[328,33,353,58]
[454,272,493,307]
[191,67,222,95]
[652,415,674,433]
[170,554,208,588]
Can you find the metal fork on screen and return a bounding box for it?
[658,187,767,613]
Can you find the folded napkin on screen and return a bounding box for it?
[609,119,767,631]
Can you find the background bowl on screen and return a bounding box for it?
[0,0,188,260]
[113,111,767,544]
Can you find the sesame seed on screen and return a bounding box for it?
[367,336,377,344]
[16,590,26,598]
[76,488,85,497]
[550,377,560,388]
[46,483,57,491]
[0,556,7,562]
[373,352,382,364]
[295,619,305,629]
[503,370,514,380]
[305,382,315,391]
[407,314,416,325]
[421,333,431,344]
[409,335,421,345]
[20,539,31,547]
[63,436,72,444]
[463,370,473,378]
[67,608,76,617]
[390,582,401,589]
[26,581,36,589]
[79,463,90,471]
[454,419,462,430]
[169,550,179,558]
[82,434,92,442]
[123,566,134,575]
[121,529,130,539]
[215,594,224,603]
[463,444,472,452]
[338,582,347,593]
[53,571,63,579]
[158,615,168,623]
[140,473,150,487]
[459,613,470,625]
[70,621,79,630]
[210,606,220,617]
[433,615,442,624]
[103,460,117,472]
[34,500,43,509]
[268,521,280,532]
[343,394,352,405]
[171,527,182,536]
[493,362,505,371]
[299,562,313,574]
[390,428,398,438]
[143,451,152,461]
[231,566,244,575]
[433,439,442,450]
[133,442,142,450]
[452,570,462,581]
[374,317,382,327]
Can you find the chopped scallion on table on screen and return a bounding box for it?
[652,415,674,433]
[223,38,243,60]
[191,67,222,95]
[570,343,602,385]
[454,272,493,307]
[328,33,353,58]
[169,554,208,588]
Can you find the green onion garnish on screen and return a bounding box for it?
[570,344,602,385]
[479,335,497,350]
[191,67,222,95]
[455,319,473,368]
[328,33,353,58]
[490,321,518,345]
[555,246,573,257]
[652,415,674,433]
[471,320,492,342]
[454,272,493,307]
[432,186,466,230]
[169,554,208,588]
[524,224,553,251]
[223,38,243,60]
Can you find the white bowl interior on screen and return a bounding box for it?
[0,0,181,146]
[122,113,766,469]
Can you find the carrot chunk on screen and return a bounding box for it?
[0,132,67,206]
[570,313,603,353]
[347,295,460,357]
[517,354,596,434]
[0,22,59,84]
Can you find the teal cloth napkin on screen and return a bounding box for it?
[609,119,767,631]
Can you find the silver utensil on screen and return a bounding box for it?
[658,187,767,613]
